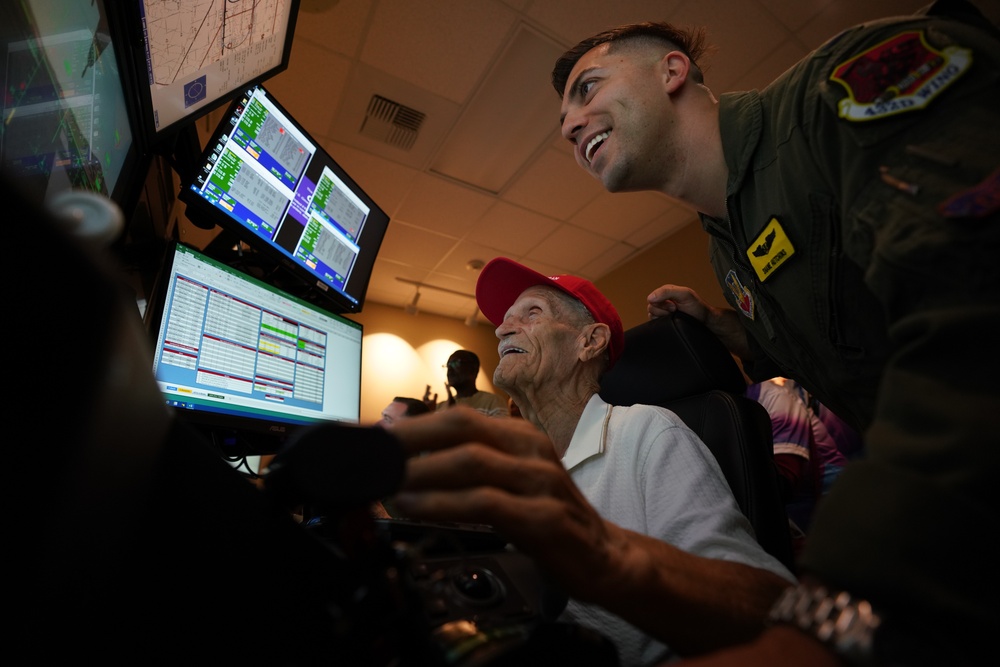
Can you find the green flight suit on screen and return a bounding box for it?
[701,6,1000,663]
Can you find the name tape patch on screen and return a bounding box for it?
[746,217,795,282]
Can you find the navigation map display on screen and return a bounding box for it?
[122,0,299,145]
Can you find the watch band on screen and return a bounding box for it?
[767,583,882,663]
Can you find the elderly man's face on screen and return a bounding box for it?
[493,286,587,393]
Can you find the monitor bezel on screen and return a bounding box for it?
[1,0,153,217]
[177,82,391,315]
[112,0,301,151]
[145,240,364,453]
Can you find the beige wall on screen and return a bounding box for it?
[348,301,508,425]
[596,218,727,330]
[349,217,728,425]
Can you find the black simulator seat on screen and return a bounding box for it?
[599,312,796,572]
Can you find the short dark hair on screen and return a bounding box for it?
[393,396,430,417]
[552,21,709,96]
[448,349,481,373]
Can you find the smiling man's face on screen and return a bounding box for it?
[492,286,589,394]
[558,40,680,194]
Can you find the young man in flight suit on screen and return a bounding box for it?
[552,1,998,664]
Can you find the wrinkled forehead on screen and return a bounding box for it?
[508,284,579,320]
[503,286,546,320]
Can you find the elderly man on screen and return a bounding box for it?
[397,257,793,666]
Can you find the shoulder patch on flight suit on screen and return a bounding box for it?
[746,217,795,282]
[830,30,972,121]
[725,270,755,320]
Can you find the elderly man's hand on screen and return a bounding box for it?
[390,406,616,599]
[389,407,794,657]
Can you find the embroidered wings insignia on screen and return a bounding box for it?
[752,228,776,257]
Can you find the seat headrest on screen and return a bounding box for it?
[599,312,747,406]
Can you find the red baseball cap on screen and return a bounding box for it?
[475,257,624,369]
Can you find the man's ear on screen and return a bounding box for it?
[659,50,690,94]
[580,323,611,363]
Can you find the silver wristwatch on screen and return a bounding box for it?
[767,583,882,663]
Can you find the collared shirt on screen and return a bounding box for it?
[559,394,794,666]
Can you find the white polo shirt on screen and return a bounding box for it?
[560,394,795,666]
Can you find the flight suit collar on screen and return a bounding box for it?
[718,91,764,200]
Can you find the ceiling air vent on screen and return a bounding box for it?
[360,95,426,151]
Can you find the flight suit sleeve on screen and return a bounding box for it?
[796,15,1000,663]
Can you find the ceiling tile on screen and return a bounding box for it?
[430,25,566,193]
[736,39,811,94]
[525,0,686,46]
[579,242,638,281]
[569,190,674,240]
[627,204,698,247]
[295,0,374,57]
[366,257,426,301]
[375,220,459,269]
[362,0,518,104]
[757,0,834,33]
[430,239,507,282]
[266,45,352,137]
[394,172,497,237]
[502,147,603,219]
[466,201,562,256]
[526,224,619,272]
[416,292,479,319]
[667,0,792,93]
[500,0,532,11]
[519,257,570,279]
[794,0,928,50]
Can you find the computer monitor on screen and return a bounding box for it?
[147,242,363,452]
[115,0,299,148]
[178,83,390,314]
[0,0,150,214]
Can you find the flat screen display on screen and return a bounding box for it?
[148,242,363,443]
[179,83,390,314]
[121,0,300,145]
[0,0,149,212]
